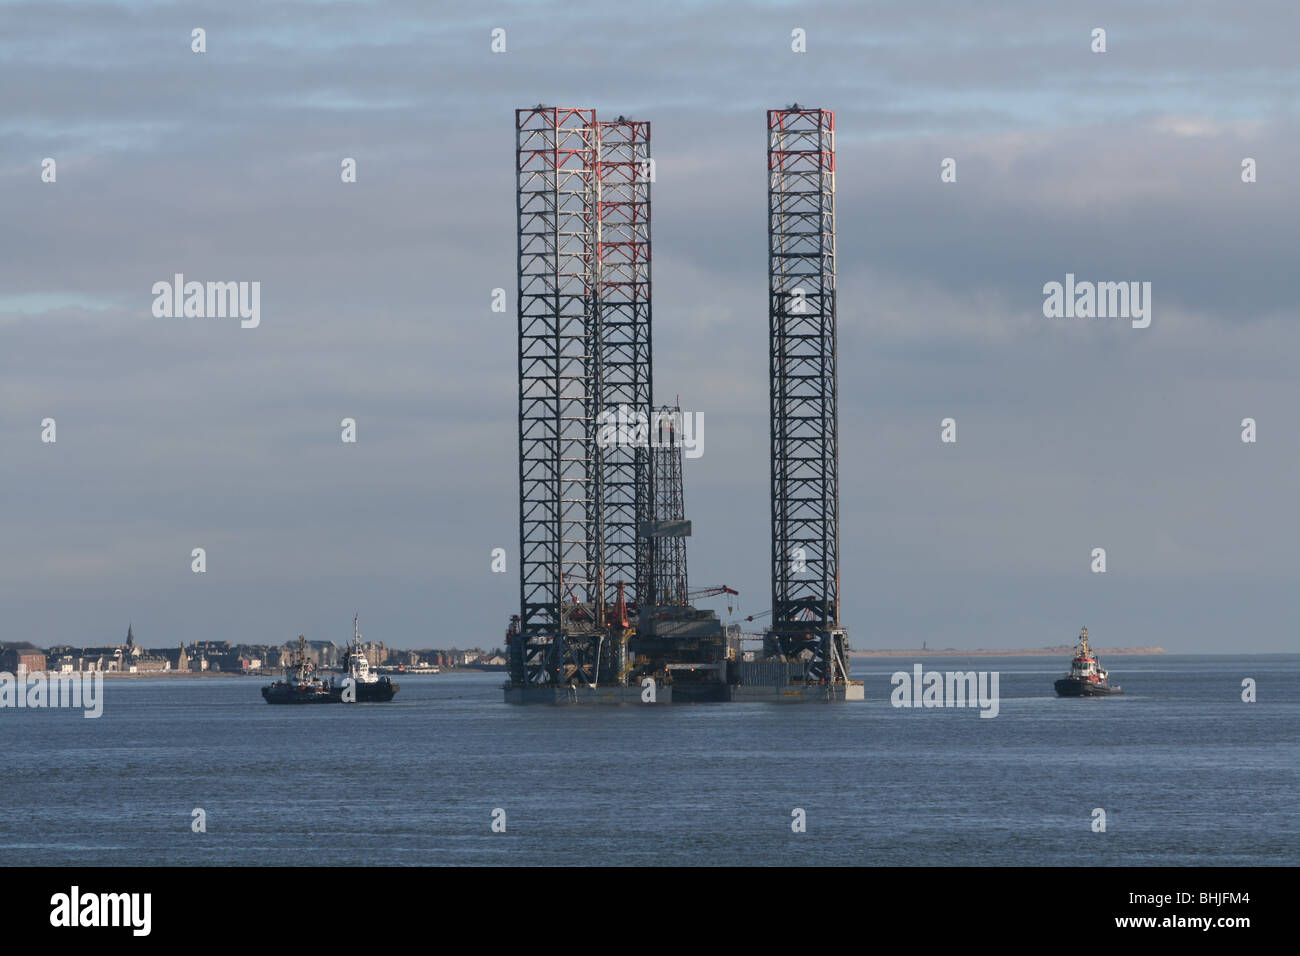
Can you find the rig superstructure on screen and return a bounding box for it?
[503,104,862,703]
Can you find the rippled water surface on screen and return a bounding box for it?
[2,655,1295,865]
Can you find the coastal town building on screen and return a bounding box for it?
[304,640,339,668]
[46,625,130,672]
[0,643,47,674]
[19,626,497,676]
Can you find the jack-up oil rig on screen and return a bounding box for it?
[503,105,863,703]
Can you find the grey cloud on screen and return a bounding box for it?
[1,0,1296,651]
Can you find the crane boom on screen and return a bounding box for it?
[687,585,738,600]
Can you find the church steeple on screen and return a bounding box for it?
[126,623,135,649]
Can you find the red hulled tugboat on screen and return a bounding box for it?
[1054,627,1122,697]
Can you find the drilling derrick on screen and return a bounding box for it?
[512,106,605,688]
[645,406,689,606]
[629,404,737,702]
[594,117,653,615]
[765,105,853,689]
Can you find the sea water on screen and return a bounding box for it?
[1,655,1295,866]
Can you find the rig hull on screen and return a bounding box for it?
[730,682,864,702]
[502,680,864,705]
[503,627,865,705]
[504,684,667,705]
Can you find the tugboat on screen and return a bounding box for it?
[262,635,333,704]
[328,615,399,703]
[1054,627,1123,697]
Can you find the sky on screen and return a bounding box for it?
[1,0,1297,653]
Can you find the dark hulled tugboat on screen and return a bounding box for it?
[262,635,332,704]
[328,615,398,703]
[1054,627,1122,697]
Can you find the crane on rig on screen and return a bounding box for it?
[688,585,738,599]
[686,585,739,616]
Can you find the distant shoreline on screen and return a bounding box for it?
[850,646,1166,658]
[23,651,1177,677]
